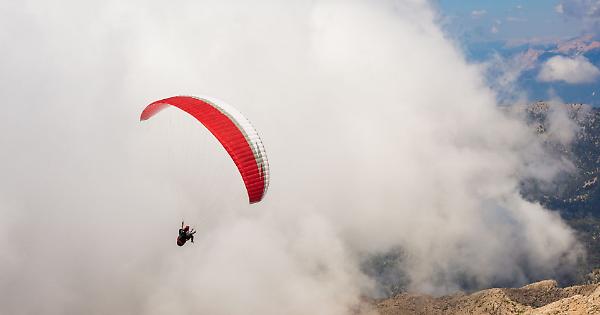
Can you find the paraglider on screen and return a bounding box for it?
[177,221,196,246]
[140,95,270,204]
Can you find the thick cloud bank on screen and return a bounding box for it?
[538,55,600,84]
[0,0,583,314]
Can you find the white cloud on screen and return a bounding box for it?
[538,55,600,83]
[556,3,565,14]
[506,16,527,22]
[545,101,585,145]
[491,25,499,33]
[0,0,583,314]
[471,9,487,18]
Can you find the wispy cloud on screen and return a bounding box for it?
[483,48,541,104]
[506,16,527,22]
[471,9,487,18]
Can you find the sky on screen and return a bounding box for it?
[434,1,600,105]
[0,1,588,314]
[436,0,583,41]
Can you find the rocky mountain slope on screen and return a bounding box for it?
[374,280,600,315]
[520,102,600,217]
[517,102,600,272]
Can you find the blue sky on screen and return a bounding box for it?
[435,0,584,42]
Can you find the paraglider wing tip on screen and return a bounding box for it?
[249,197,262,204]
[139,112,151,121]
[140,102,170,121]
[139,108,151,121]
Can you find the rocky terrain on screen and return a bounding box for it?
[520,101,600,218]
[374,280,600,315]
[516,102,600,273]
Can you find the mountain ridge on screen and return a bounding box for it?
[374,279,600,315]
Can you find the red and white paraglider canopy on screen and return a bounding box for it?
[140,96,269,204]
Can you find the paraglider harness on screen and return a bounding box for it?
[177,221,196,246]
